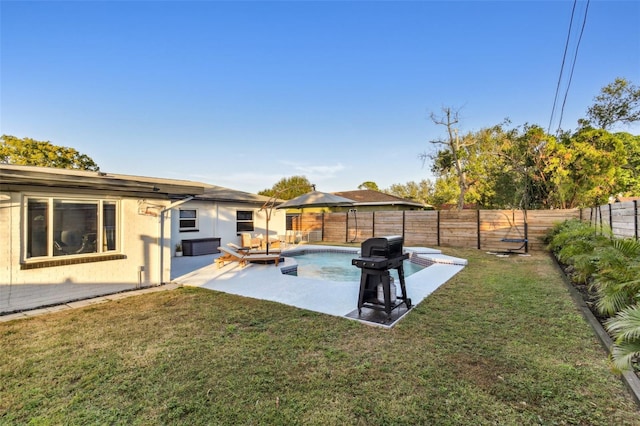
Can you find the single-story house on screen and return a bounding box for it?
[0,164,285,314]
[170,184,286,255]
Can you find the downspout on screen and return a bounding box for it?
[158,196,194,286]
[215,202,220,239]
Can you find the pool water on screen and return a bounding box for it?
[291,251,425,282]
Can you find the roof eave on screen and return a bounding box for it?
[0,166,204,197]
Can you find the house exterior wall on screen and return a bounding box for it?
[0,190,171,314]
[170,201,287,253]
[170,200,219,254]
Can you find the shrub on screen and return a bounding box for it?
[590,238,640,316]
[546,219,640,371]
[606,304,640,372]
[545,219,611,283]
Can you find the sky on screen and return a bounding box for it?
[1,1,639,194]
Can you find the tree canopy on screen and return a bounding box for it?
[413,78,640,210]
[358,181,379,191]
[385,180,434,206]
[0,135,99,171]
[257,175,314,200]
[417,123,639,210]
[584,77,640,130]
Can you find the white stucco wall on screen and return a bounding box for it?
[0,191,171,313]
[170,200,287,253]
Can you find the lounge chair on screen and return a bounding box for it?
[215,245,282,268]
[227,242,282,255]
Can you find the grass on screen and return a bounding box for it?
[1,248,639,425]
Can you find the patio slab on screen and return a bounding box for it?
[173,246,466,327]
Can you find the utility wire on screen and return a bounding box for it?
[548,1,577,135]
[556,0,590,135]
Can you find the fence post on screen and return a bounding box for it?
[322,212,325,242]
[609,203,613,238]
[476,210,481,249]
[345,212,349,243]
[372,211,376,237]
[635,200,638,241]
[437,210,441,246]
[402,211,406,240]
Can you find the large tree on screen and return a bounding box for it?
[584,77,640,130]
[425,120,526,210]
[257,175,313,199]
[461,123,516,209]
[0,135,99,171]
[430,175,459,208]
[358,181,379,191]
[543,127,628,208]
[614,132,640,196]
[420,107,472,210]
[385,179,435,206]
[489,124,558,210]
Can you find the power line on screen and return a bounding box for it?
[556,0,590,135]
[548,1,577,134]
[548,0,590,135]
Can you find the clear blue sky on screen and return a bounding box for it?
[2,1,639,194]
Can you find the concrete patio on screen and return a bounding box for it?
[1,245,466,327]
[172,245,467,327]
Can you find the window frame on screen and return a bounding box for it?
[23,194,121,262]
[236,210,255,233]
[178,208,199,232]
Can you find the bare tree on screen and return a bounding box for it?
[420,107,472,210]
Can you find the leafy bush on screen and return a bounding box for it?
[546,219,640,372]
[545,219,611,283]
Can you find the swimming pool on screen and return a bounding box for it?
[288,251,425,282]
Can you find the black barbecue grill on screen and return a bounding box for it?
[352,236,412,320]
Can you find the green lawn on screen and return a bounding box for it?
[1,248,638,425]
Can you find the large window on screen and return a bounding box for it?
[179,209,198,232]
[236,210,254,232]
[26,197,119,259]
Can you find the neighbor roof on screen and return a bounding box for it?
[615,196,640,203]
[332,189,426,208]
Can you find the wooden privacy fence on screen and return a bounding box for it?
[290,209,581,251]
[583,200,640,240]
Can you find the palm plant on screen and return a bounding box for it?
[546,220,640,372]
[590,238,640,316]
[606,304,640,372]
[569,252,601,285]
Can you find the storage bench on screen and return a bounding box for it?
[182,237,221,256]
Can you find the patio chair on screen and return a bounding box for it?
[240,233,261,249]
[215,246,282,268]
[227,242,282,255]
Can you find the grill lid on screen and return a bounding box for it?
[360,235,404,259]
